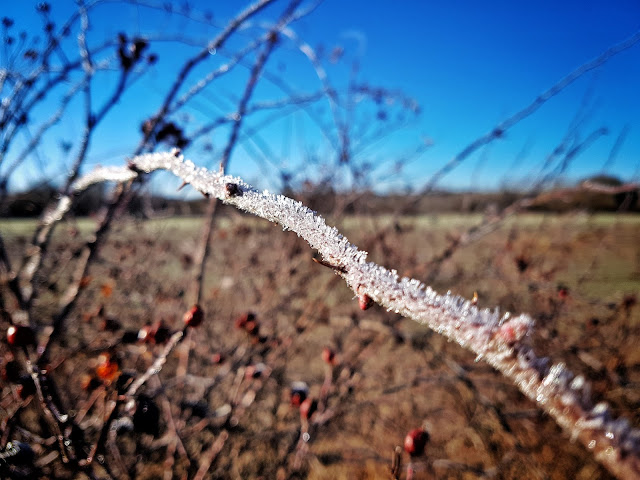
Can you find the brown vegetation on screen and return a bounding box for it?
[2,211,639,478]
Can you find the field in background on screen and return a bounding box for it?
[1,211,639,479]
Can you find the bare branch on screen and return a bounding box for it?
[193,431,229,480]
[126,330,185,398]
[1,72,92,189]
[134,0,279,153]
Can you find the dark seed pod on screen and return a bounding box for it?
[81,374,102,392]
[322,347,336,365]
[1,359,21,383]
[133,395,160,436]
[234,312,255,330]
[225,182,241,197]
[245,363,267,379]
[622,294,637,310]
[557,284,569,300]
[17,375,36,399]
[180,400,209,418]
[120,329,140,344]
[244,319,259,337]
[115,370,136,395]
[118,46,133,70]
[102,316,122,332]
[211,352,225,364]
[299,397,317,420]
[131,38,148,60]
[126,159,144,174]
[151,321,171,345]
[6,325,35,347]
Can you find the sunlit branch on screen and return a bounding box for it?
[63,150,639,479]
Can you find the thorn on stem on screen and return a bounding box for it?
[312,257,347,274]
[390,445,402,480]
[126,160,143,174]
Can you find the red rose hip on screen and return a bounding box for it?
[322,347,336,365]
[290,381,309,407]
[404,428,429,457]
[358,294,374,311]
[6,325,35,347]
[183,305,204,328]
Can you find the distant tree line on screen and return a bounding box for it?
[3,174,637,218]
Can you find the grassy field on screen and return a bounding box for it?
[1,211,639,479]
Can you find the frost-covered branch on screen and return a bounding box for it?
[67,150,640,479]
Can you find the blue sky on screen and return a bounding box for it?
[2,0,639,194]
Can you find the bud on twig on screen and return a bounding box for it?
[358,294,374,311]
